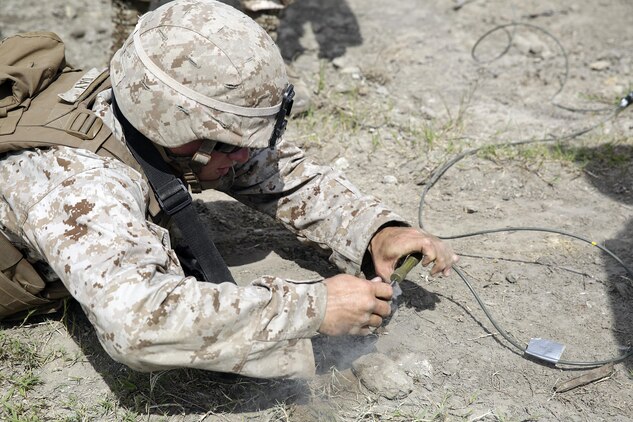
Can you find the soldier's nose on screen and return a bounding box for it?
[228,147,249,163]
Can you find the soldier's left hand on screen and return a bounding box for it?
[369,226,458,281]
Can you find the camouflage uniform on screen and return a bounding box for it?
[0,1,406,378]
[0,104,405,378]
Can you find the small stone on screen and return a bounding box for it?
[393,352,433,381]
[590,60,611,71]
[65,6,77,19]
[506,274,518,284]
[382,175,398,185]
[333,157,350,170]
[351,353,413,399]
[514,34,548,57]
[70,29,86,39]
[332,57,346,69]
[376,85,390,96]
[339,66,361,75]
[419,105,437,120]
[334,82,355,94]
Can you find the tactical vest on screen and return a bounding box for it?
[0,32,159,320]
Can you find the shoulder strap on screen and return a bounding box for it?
[111,94,236,285]
[0,66,162,216]
[0,37,233,283]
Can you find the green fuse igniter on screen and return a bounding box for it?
[390,253,423,284]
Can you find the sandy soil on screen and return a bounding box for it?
[1,0,632,421]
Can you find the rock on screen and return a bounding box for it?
[376,85,390,96]
[393,352,434,381]
[70,29,86,39]
[590,60,611,71]
[419,105,438,120]
[514,33,549,57]
[339,66,361,75]
[382,175,398,185]
[331,57,346,69]
[333,157,350,170]
[334,82,356,94]
[65,5,77,19]
[351,353,413,399]
[506,273,518,284]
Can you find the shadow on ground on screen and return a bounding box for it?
[566,142,633,372]
[277,0,362,60]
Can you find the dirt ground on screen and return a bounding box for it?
[1,0,632,421]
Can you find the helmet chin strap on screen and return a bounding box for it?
[190,140,217,172]
[185,140,217,193]
[163,140,218,194]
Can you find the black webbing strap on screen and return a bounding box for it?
[111,95,235,284]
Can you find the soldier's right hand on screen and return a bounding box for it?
[318,274,393,336]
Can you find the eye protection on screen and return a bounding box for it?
[212,141,243,155]
[165,84,294,193]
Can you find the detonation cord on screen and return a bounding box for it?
[412,19,633,367]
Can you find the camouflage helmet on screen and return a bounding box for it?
[110,0,289,148]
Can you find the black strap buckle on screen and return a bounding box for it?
[155,178,192,216]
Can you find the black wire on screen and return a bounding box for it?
[472,21,613,113]
[447,228,633,367]
[416,18,633,367]
[417,110,613,229]
[417,96,633,367]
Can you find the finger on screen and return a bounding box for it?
[371,282,393,300]
[367,314,383,328]
[430,262,444,276]
[441,254,459,276]
[372,299,391,318]
[421,252,435,267]
[358,327,372,336]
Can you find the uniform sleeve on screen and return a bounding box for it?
[1,147,325,378]
[230,140,410,275]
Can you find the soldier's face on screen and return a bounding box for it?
[168,140,250,181]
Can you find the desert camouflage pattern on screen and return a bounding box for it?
[0,89,407,378]
[111,0,288,149]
